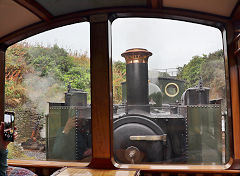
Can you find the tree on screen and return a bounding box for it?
[177,55,207,88]
[5,43,32,107]
[27,44,74,78]
[177,50,225,102]
[5,43,91,107]
[112,61,126,104]
[201,50,225,101]
[63,66,90,100]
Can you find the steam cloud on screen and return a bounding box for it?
[23,73,65,115]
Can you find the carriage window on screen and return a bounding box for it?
[5,22,92,162]
[112,18,229,165]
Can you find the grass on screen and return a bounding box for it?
[7,142,35,160]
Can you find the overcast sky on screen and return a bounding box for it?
[25,18,223,70]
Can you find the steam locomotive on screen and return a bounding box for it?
[113,48,223,164]
[47,48,223,165]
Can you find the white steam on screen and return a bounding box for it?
[23,73,65,114]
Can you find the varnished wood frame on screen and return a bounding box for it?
[12,0,53,21]
[147,0,163,9]
[231,0,240,21]
[0,48,5,123]
[89,14,115,169]
[0,6,239,173]
[0,7,228,46]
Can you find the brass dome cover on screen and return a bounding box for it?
[121,48,152,64]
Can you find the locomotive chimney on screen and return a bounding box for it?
[121,48,152,114]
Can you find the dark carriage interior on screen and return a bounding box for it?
[1,0,240,176]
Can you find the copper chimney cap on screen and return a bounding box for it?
[121,48,152,64]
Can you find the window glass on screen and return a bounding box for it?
[112,18,229,165]
[5,22,92,162]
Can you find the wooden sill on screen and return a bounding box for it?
[52,167,140,176]
[8,159,88,168]
[117,164,240,174]
[7,159,240,174]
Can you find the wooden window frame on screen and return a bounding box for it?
[0,7,240,174]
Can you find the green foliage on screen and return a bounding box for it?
[5,43,91,106]
[177,50,225,101]
[27,44,74,78]
[112,60,126,104]
[63,66,91,100]
[5,44,32,108]
[7,143,35,160]
[5,80,26,107]
[177,55,207,88]
[113,61,126,76]
[23,43,90,91]
[201,50,225,100]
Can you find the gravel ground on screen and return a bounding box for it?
[23,150,46,160]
